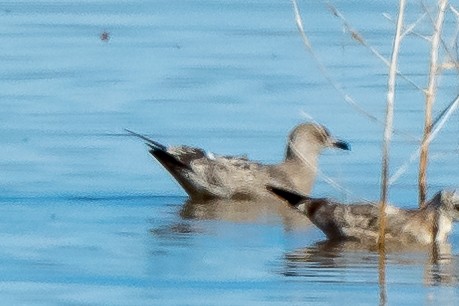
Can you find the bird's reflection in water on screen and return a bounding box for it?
[282,240,459,286]
[180,197,311,230]
[150,222,203,237]
[424,243,457,286]
[149,221,204,248]
[149,197,311,249]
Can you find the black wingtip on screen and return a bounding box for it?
[267,186,307,206]
[124,129,167,151]
[149,149,191,170]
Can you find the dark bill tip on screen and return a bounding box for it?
[333,140,351,151]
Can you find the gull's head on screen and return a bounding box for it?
[286,123,350,159]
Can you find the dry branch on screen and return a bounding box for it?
[325,1,422,91]
[291,0,418,142]
[421,1,456,65]
[291,0,379,123]
[389,94,459,185]
[419,0,448,208]
[379,0,407,250]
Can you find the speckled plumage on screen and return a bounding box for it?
[126,123,349,200]
[269,187,459,245]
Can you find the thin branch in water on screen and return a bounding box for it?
[419,0,448,208]
[452,5,459,17]
[290,141,362,200]
[420,0,455,68]
[389,94,459,185]
[402,12,429,40]
[379,0,406,250]
[291,0,418,142]
[450,5,459,64]
[383,12,431,41]
[325,1,422,91]
[299,110,371,201]
[289,124,366,202]
[291,1,380,122]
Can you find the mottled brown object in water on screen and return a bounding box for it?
[126,123,349,200]
[269,186,459,245]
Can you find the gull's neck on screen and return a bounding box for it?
[279,146,320,195]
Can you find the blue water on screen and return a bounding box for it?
[1,0,458,304]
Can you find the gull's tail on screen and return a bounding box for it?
[124,129,190,170]
[124,129,167,151]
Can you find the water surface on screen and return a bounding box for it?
[1,0,458,304]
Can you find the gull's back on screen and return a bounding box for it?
[156,146,294,200]
[300,198,381,241]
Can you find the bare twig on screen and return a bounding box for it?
[379,0,406,250]
[420,0,455,71]
[299,111,367,200]
[419,0,448,208]
[389,94,459,185]
[450,5,459,64]
[291,0,379,122]
[326,1,423,91]
[289,131,366,201]
[291,0,418,142]
[383,12,430,41]
[402,12,430,40]
[452,5,459,17]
